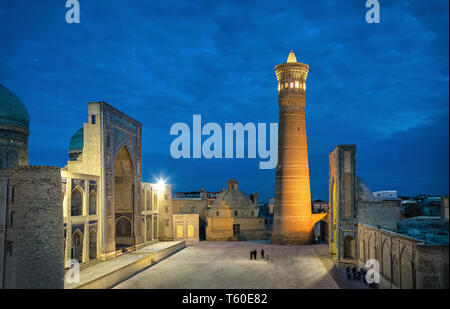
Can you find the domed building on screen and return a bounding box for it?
[0,84,29,168]
[69,127,83,161]
[206,179,266,241]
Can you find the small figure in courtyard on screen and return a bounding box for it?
[352,266,357,280]
[360,268,367,285]
[250,250,253,260]
[261,248,265,259]
[346,267,351,279]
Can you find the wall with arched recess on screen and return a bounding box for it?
[113,146,135,248]
[89,229,97,260]
[101,103,143,254]
[356,223,449,289]
[71,186,83,216]
[72,229,83,263]
[328,145,357,267]
[344,236,355,259]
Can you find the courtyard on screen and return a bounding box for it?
[115,241,346,289]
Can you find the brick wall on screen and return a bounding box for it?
[0,166,63,288]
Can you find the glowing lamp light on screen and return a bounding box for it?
[155,178,166,191]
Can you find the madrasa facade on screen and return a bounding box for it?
[61,101,174,263]
[0,83,176,287]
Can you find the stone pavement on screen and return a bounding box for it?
[313,243,368,289]
[65,241,185,289]
[115,241,341,289]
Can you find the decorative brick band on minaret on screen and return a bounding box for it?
[271,51,325,245]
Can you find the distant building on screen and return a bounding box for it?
[312,200,328,214]
[441,196,449,219]
[258,202,273,227]
[174,189,221,208]
[206,179,266,241]
[402,195,443,218]
[419,195,442,216]
[373,190,398,200]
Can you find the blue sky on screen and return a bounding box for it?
[0,0,448,201]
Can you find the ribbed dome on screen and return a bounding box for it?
[69,128,84,152]
[0,84,29,131]
[356,177,380,202]
[212,179,255,210]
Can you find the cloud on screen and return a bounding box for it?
[0,0,448,200]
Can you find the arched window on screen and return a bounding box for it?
[177,225,184,239]
[72,230,83,263]
[153,194,158,210]
[89,230,97,260]
[188,225,194,238]
[89,190,97,215]
[343,236,355,258]
[146,217,152,241]
[71,187,83,217]
[115,216,132,237]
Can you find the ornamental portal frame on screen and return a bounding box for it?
[101,102,143,255]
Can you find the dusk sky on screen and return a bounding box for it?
[0,0,448,201]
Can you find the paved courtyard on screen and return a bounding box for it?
[114,241,342,289]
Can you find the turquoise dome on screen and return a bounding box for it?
[0,84,29,130]
[69,128,84,152]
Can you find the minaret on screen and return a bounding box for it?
[271,51,324,245]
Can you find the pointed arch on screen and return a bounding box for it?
[71,229,83,263]
[71,186,83,217]
[382,239,391,280]
[89,229,97,260]
[89,190,97,215]
[115,216,132,237]
[114,145,134,212]
[343,235,355,259]
[146,217,152,241]
[400,245,413,289]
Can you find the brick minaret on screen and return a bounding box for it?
[271,51,325,245]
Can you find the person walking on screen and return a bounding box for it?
[346,267,351,279]
[250,250,253,260]
[352,266,357,280]
[261,249,265,259]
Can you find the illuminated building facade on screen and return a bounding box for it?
[206,179,266,241]
[62,102,174,263]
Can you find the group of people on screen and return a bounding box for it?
[345,266,377,288]
[250,249,265,260]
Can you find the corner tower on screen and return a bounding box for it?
[271,51,324,245]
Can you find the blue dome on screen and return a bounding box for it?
[0,84,29,131]
[69,128,84,152]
